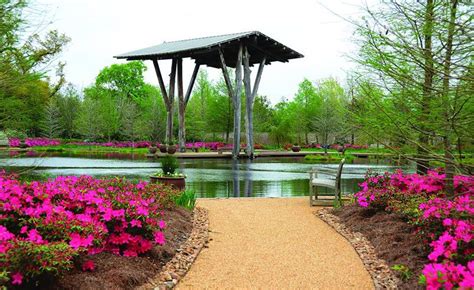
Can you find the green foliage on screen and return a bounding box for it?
[312,78,347,147]
[391,264,413,281]
[95,61,147,100]
[0,0,69,134]
[160,155,178,175]
[304,154,344,163]
[4,241,78,281]
[172,190,196,210]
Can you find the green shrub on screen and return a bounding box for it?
[160,155,178,175]
[172,190,196,210]
[391,264,413,281]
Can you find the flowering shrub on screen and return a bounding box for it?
[302,143,369,149]
[354,170,474,289]
[185,142,225,151]
[8,138,61,147]
[7,138,20,147]
[0,174,173,287]
[69,141,152,148]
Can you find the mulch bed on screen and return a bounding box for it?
[328,205,429,289]
[48,207,194,290]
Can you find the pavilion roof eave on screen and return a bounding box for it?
[113,31,303,68]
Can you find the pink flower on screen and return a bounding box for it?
[130,219,142,228]
[159,220,166,229]
[82,260,95,272]
[154,231,166,245]
[11,272,23,285]
[27,229,44,244]
[0,226,14,241]
[123,249,138,257]
[69,233,94,249]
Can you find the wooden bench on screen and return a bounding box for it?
[309,158,345,206]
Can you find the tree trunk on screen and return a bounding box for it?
[232,45,243,159]
[417,0,435,175]
[243,46,254,158]
[442,0,458,196]
[177,59,186,152]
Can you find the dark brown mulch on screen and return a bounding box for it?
[332,205,429,290]
[47,207,193,290]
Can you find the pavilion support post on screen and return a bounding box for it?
[219,45,243,159]
[177,59,185,152]
[152,59,175,145]
[243,45,265,159]
[177,61,200,152]
[166,59,177,144]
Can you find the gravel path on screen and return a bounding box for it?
[177,198,374,289]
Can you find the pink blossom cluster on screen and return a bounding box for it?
[302,143,369,149]
[419,195,473,289]
[355,170,473,208]
[185,142,225,150]
[354,170,474,289]
[8,138,61,147]
[68,141,152,148]
[0,174,171,286]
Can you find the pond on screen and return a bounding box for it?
[0,152,415,198]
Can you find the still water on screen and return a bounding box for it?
[0,153,414,198]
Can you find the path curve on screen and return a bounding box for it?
[178,198,373,289]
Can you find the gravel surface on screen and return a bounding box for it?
[177,197,374,289]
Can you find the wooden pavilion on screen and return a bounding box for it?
[115,31,303,159]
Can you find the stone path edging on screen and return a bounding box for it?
[316,208,400,290]
[137,207,209,290]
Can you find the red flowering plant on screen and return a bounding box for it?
[353,170,474,289]
[0,173,175,287]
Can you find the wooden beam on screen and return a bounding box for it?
[232,44,243,159]
[243,46,254,158]
[252,56,266,99]
[177,58,186,152]
[218,48,234,99]
[152,59,170,106]
[168,59,177,105]
[184,63,200,106]
[165,59,177,144]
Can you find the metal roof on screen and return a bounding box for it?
[114,31,303,68]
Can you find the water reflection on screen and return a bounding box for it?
[0,155,415,198]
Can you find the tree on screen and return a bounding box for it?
[137,84,166,142]
[121,100,141,146]
[0,0,70,135]
[57,84,81,139]
[40,98,62,138]
[352,0,473,191]
[95,61,147,100]
[76,98,102,141]
[294,79,320,144]
[253,95,274,133]
[312,78,346,154]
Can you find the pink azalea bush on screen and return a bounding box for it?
[354,170,474,289]
[0,173,174,287]
[68,141,152,148]
[185,142,225,151]
[302,143,369,149]
[8,138,61,147]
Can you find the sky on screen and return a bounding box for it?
[36,0,367,104]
